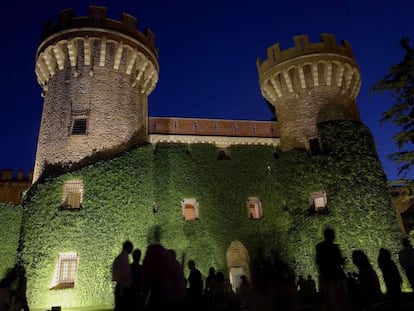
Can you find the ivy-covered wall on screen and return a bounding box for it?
[20,120,402,310]
[0,203,22,278]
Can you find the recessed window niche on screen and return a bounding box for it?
[62,179,84,210]
[181,198,199,221]
[247,197,263,219]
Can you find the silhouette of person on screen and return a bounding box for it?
[345,271,359,307]
[352,250,382,310]
[203,267,216,309]
[166,249,187,308]
[296,275,307,294]
[315,228,349,311]
[130,248,143,311]
[187,259,203,307]
[205,267,216,296]
[271,252,296,311]
[112,240,134,311]
[13,266,30,311]
[398,237,414,294]
[306,275,316,294]
[236,275,252,311]
[378,247,402,306]
[0,267,17,311]
[142,226,181,311]
[211,271,229,311]
[250,257,274,311]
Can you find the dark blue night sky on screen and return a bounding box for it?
[1,0,413,180]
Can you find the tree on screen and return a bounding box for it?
[372,37,414,178]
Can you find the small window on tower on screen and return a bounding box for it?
[71,118,88,135]
[247,197,263,219]
[181,198,199,221]
[51,252,78,289]
[62,179,83,210]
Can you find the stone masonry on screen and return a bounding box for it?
[33,6,159,182]
[32,8,363,182]
[257,33,362,152]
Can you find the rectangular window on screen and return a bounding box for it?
[314,197,326,209]
[184,204,196,220]
[309,191,328,212]
[52,252,78,289]
[62,180,83,209]
[71,118,88,135]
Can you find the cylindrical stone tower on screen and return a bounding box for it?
[33,6,159,182]
[257,33,361,152]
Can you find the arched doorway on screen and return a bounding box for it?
[226,240,251,292]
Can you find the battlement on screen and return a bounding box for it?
[38,6,157,58]
[35,5,159,96]
[257,33,355,73]
[256,33,361,152]
[0,169,33,182]
[257,33,361,103]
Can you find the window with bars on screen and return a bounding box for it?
[309,191,328,212]
[53,252,78,289]
[181,199,199,221]
[62,180,83,209]
[71,118,88,135]
[247,197,263,219]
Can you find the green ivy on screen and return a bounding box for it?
[19,120,401,309]
[0,203,22,277]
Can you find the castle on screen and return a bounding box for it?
[0,6,404,310]
[33,6,362,183]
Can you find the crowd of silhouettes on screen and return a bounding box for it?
[2,226,414,311]
[315,227,414,311]
[109,226,414,311]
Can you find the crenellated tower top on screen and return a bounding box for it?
[257,34,362,152]
[258,33,355,71]
[35,6,159,95]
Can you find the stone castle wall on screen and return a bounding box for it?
[257,34,361,151]
[33,6,159,182]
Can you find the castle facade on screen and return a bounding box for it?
[0,6,403,310]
